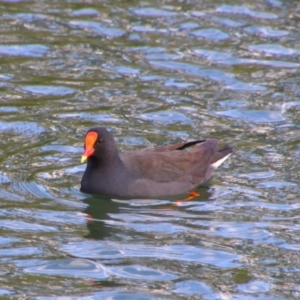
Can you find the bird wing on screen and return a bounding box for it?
[120,139,218,184]
[142,139,206,152]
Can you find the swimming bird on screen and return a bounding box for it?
[80,127,232,198]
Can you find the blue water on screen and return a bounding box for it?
[0,0,300,299]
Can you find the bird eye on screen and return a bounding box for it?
[98,139,103,143]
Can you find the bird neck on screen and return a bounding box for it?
[87,149,123,170]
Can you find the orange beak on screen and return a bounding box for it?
[81,132,98,163]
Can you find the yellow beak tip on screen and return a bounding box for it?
[81,156,88,164]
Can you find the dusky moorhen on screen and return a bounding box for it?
[80,127,232,198]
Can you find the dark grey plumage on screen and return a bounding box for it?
[80,127,232,198]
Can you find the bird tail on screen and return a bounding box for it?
[211,145,233,169]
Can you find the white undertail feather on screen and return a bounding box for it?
[211,153,231,170]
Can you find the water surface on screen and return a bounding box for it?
[0,0,300,299]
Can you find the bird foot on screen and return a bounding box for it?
[174,190,200,206]
[156,191,200,210]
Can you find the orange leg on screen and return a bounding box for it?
[174,190,200,206]
[159,191,200,209]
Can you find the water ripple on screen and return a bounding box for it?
[69,20,125,38]
[139,110,191,125]
[130,7,178,17]
[244,26,289,37]
[5,208,85,225]
[0,220,57,232]
[0,289,13,296]
[0,246,41,257]
[109,264,177,281]
[0,44,49,57]
[215,109,285,123]
[172,280,215,297]
[24,258,108,279]
[193,49,300,68]
[216,4,278,19]
[237,280,270,294]
[21,85,76,96]
[56,112,123,124]
[190,220,273,244]
[0,121,45,135]
[191,28,230,41]
[0,172,12,184]
[248,44,298,56]
[149,60,265,91]
[62,241,241,268]
[211,16,245,28]
[71,8,100,17]
[1,0,300,299]
[0,236,19,245]
[37,291,156,300]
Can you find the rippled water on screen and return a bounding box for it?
[0,0,300,299]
